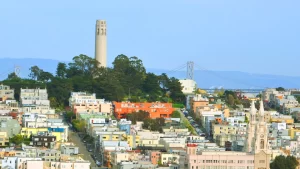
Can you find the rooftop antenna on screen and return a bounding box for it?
[14,65,20,77]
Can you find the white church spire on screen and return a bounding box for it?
[259,100,265,117]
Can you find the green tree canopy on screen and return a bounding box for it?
[171,111,181,118]
[10,134,24,145]
[2,54,186,110]
[7,72,19,80]
[276,87,285,91]
[270,155,299,169]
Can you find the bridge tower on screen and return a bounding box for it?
[186,61,194,80]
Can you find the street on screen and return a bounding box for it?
[69,130,96,167]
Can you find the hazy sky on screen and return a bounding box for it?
[0,0,299,76]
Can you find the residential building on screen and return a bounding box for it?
[118,119,131,134]
[69,92,112,114]
[21,125,68,142]
[151,151,161,165]
[0,84,14,100]
[113,102,174,119]
[179,79,197,95]
[161,153,180,165]
[0,118,21,137]
[212,124,237,140]
[32,133,56,148]
[20,88,55,114]
[36,149,61,161]
[0,132,9,146]
[271,115,294,124]
[189,94,209,113]
[20,88,49,106]
[60,143,79,155]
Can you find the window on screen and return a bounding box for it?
[260,139,264,149]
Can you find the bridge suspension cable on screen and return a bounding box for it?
[193,62,266,89]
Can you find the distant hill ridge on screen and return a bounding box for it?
[0,58,300,89]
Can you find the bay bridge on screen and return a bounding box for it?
[166,61,265,94]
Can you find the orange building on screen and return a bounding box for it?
[151,151,161,165]
[113,102,174,119]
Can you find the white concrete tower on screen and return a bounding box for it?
[95,20,107,67]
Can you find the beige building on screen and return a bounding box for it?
[161,153,180,165]
[69,92,112,114]
[0,84,14,100]
[0,132,9,146]
[95,20,107,67]
[212,124,237,140]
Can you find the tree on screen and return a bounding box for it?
[270,155,299,169]
[227,94,235,106]
[171,111,181,118]
[113,55,146,97]
[10,134,24,145]
[276,87,285,91]
[244,115,249,123]
[39,71,53,82]
[29,66,42,80]
[7,72,19,80]
[49,97,59,109]
[126,110,150,124]
[72,119,86,132]
[56,62,67,78]
[68,54,99,77]
[143,73,162,101]
[214,88,225,97]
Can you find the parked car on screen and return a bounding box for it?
[96,161,101,166]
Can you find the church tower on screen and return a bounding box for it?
[255,100,268,152]
[95,20,107,67]
[245,99,271,169]
[245,100,257,153]
[254,100,271,169]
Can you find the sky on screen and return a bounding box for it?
[0,0,300,76]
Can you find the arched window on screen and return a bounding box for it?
[97,28,99,35]
[260,139,264,149]
[101,29,104,35]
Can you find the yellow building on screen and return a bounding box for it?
[0,132,9,146]
[21,128,48,138]
[99,133,126,141]
[212,124,237,140]
[126,135,140,148]
[21,128,67,142]
[140,138,159,146]
[289,128,300,139]
[271,117,294,124]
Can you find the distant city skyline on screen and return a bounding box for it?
[0,0,300,76]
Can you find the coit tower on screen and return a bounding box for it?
[95,20,107,67]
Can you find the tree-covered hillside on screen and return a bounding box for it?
[2,54,185,109]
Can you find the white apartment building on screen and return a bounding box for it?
[0,84,14,100]
[20,88,55,114]
[69,92,112,114]
[179,79,197,95]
